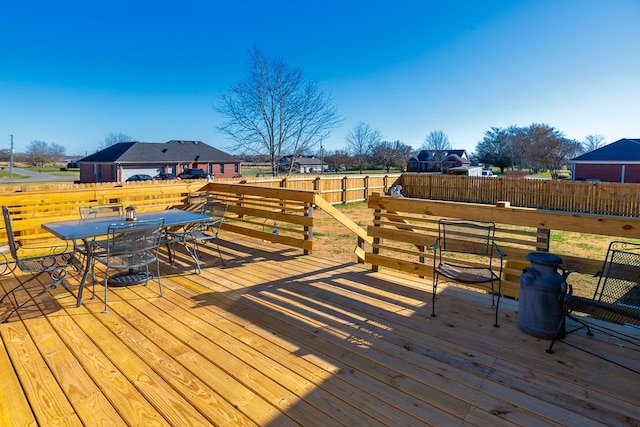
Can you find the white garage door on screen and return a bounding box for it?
[122,167,162,180]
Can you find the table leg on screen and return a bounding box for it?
[75,238,92,307]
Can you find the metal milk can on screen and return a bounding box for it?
[517,252,571,339]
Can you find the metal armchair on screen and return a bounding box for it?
[168,201,227,273]
[77,202,124,279]
[547,241,640,370]
[1,206,83,322]
[431,219,506,327]
[91,218,164,313]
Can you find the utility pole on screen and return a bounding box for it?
[9,134,14,178]
[320,142,324,174]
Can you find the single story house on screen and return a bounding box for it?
[79,140,240,183]
[407,149,469,173]
[278,155,326,174]
[569,138,640,183]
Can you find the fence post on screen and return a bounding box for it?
[304,201,313,255]
[342,176,347,204]
[371,207,381,272]
[364,176,369,200]
[536,228,551,252]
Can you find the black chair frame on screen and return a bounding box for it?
[431,219,506,327]
[1,206,82,322]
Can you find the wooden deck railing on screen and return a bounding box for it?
[2,182,640,300]
[365,194,640,298]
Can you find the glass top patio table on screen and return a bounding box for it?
[42,208,212,307]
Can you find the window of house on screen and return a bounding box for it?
[220,164,224,174]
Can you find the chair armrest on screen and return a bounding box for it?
[16,240,74,258]
[494,243,507,260]
[429,238,439,253]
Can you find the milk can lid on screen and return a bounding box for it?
[526,252,563,266]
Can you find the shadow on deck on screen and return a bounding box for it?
[1,233,639,426]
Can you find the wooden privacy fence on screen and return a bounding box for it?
[401,174,640,217]
[234,174,400,204]
[0,173,401,206]
[365,194,640,299]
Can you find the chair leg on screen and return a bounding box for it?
[547,313,592,354]
[103,269,110,313]
[215,240,226,266]
[2,269,67,323]
[431,274,439,318]
[547,314,567,353]
[492,280,501,328]
[155,260,163,297]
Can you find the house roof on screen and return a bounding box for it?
[442,153,470,165]
[415,149,467,162]
[80,140,237,164]
[279,155,323,166]
[571,138,640,163]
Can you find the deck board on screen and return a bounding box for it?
[1,233,639,426]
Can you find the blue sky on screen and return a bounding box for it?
[1,0,638,157]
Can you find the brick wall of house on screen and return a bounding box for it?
[575,164,640,183]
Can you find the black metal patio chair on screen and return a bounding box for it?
[91,218,165,313]
[547,241,640,372]
[77,202,124,280]
[167,201,227,273]
[1,205,83,322]
[431,219,506,327]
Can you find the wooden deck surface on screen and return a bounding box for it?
[1,233,639,426]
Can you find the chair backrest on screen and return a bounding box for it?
[2,206,21,261]
[106,219,164,264]
[79,203,124,219]
[202,201,227,229]
[594,241,640,307]
[438,219,495,256]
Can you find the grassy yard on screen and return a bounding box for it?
[310,201,626,267]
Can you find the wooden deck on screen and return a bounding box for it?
[1,233,639,426]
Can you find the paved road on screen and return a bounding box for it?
[1,167,73,183]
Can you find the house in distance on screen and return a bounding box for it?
[570,138,640,183]
[78,140,239,183]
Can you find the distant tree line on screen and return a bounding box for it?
[474,125,603,178]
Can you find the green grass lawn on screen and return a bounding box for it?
[240,166,402,177]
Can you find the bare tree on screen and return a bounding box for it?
[582,134,606,153]
[26,140,50,167]
[522,123,580,177]
[345,122,382,173]
[214,46,342,176]
[48,142,66,162]
[370,140,414,172]
[421,130,452,170]
[25,140,67,166]
[99,132,133,150]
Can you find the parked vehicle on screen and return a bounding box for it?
[447,166,482,176]
[126,174,153,182]
[481,169,496,177]
[178,168,211,180]
[154,173,180,180]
